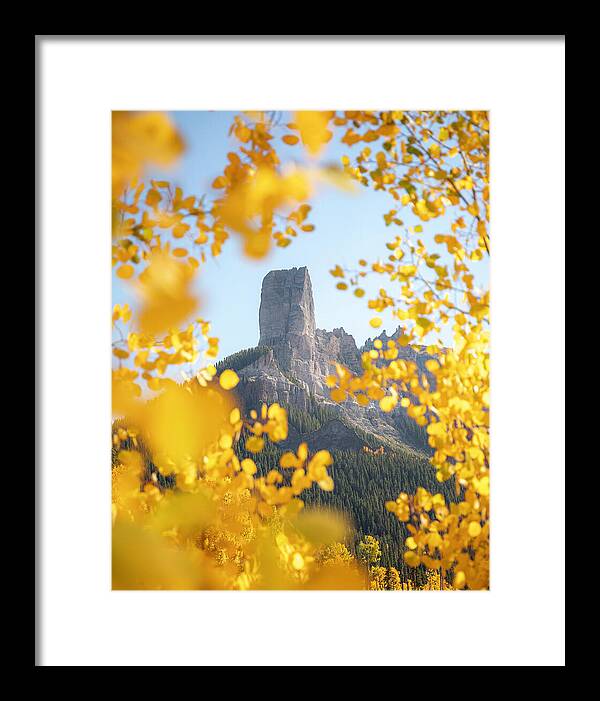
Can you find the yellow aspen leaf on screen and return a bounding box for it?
[241,459,257,475]
[367,386,385,401]
[212,176,228,189]
[219,369,240,390]
[477,476,490,496]
[404,551,420,567]
[330,388,346,403]
[173,223,190,239]
[379,396,397,412]
[172,248,188,257]
[378,124,399,137]
[356,394,369,407]
[280,452,301,469]
[468,521,482,538]
[145,189,161,208]
[469,446,485,462]
[219,434,233,450]
[399,264,417,277]
[467,202,480,217]
[121,305,132,323]
[427,421,446,436]
[370,317,383,328]
[146,377,162,392]
[235,124,251,143]
[318,475,334,492]
[246,436,264,453]
[297,443,308,463]
[117,264,134,279]
[282,134,299,145]
[295,111,332,156]
[454,571,466,589]
[428,532,442,549]
[342,129,361,146]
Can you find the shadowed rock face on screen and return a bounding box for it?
[232,267,431,454]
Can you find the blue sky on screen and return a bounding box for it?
[113,111,488,366]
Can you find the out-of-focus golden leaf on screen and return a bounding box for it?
[294,111,333,156]
[142,382,232,468]
[379,395,397,412]
[116,264,134,279]
[112,521,218,590]
[136,250,199,335]
[112,111,184,197]
[219,369,240,390]
[245,436,264,453]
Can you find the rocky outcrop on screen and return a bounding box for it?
[255,267,362,397]
[259,267,315,343]
[230,267,431,454]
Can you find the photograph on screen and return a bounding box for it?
[111,109,490,590]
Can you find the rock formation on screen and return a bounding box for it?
[223,266,432,454]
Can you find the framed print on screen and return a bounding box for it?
[37,35,565,667]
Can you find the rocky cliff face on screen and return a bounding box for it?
[229,266,431,454]
[259,267,316,344]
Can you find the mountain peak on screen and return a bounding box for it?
[222,266,432,455]
[258,267,316,345]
